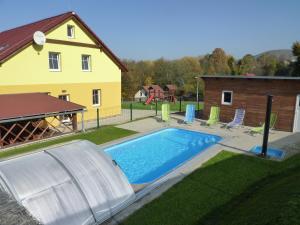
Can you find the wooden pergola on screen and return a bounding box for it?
[0,93,85,148]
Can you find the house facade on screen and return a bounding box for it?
[201,75,300,132]
[0,12,127,122]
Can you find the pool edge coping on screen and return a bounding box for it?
[97,125,228,224]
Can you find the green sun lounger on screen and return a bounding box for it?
[250,113,277,134]
[161,103,170,122]
[206,106,220,126]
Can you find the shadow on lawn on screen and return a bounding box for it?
[197,157,300,225]
[122,151,300,225]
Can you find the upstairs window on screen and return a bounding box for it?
[67,25,75,38]
[48,52,60,71]
[82,55,91,71]
[92,89,101,106]
[222,90,233,105]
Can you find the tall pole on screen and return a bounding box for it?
[179,97,182,112]
[96,108,100,128]
[196,77,200,111]
[130,103,133,121]
[81,111,85,132]
[261,95,273,157]
[155,99,158,116]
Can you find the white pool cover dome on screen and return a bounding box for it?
[0,140,135,225]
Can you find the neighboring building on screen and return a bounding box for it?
[164,84,177,95]
[164,84,177,102]
[201,75,300,132]
[134,89,147,101]
[0,11,127,122]
[142,85,165,99]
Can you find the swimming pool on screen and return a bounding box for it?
[104,128,222,184]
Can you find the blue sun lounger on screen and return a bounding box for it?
[184,104,196,124]
[226,108,245,128]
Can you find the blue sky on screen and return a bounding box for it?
[0,0,299,60]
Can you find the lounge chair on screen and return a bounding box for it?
[250,113,277,134]
[161,103,170,122]
[226,108,245,129]
[206,106,220,126]
[184,104,196,124]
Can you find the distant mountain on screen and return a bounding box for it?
[255,49,296,62]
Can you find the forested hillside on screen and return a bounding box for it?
[122,42,300,99]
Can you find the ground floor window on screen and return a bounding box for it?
[58,95,70,121]
[222,90,233,105]
[58,94,70,102]
[92,89,101,106]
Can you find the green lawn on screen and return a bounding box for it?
[122,101,203,112]
[0,126,137,159]
[122,151,300,225]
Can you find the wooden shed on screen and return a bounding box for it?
[201,75,300,132]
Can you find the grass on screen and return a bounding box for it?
[122,101,203,112]
[0,126,137,159]
[122,151,300,225]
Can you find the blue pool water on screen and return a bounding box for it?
[104,128,222,184]
[250,146,285,159]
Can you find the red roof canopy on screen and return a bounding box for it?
[0,93,85,121]
[0,11,127,72]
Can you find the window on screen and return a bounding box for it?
[222,91,233,105]
[67,25,75,38]
[58,94,70,102]
[48,52,60,71]
[92,89,101,106]
[82,55,91,71]
[58,95,70,121]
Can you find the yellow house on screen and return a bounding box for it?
[0,11,127,122]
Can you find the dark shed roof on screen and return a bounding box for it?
[200,75,300,80]
[0,93,85,121]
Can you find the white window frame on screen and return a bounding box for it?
[58,94,70,102]
[222,90,233,105]
[82,55,91,72]
[58,94,71,122]
[67,25,75,38]
[92,89,101,106]
[48,52,61,71]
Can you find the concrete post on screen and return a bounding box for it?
[81,111,85,132]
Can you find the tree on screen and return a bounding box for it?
[121,60,143,99]
[143,76,153,85]
[255,54,278,76]
[292,41,300,76]
[201,48,231,75]
[238,54,257,75]
[227,55,237,75]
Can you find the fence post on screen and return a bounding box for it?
[130,103,133,121]
[96,108,100,128]
[155,99,158,116]
[179,97,182,112]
